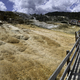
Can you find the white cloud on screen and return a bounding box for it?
[0,1,7,11]
[9,0,80,14]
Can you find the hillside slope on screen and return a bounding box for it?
[0,23,75,80]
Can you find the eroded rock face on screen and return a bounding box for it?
[32,20,59,29]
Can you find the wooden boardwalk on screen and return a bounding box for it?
[48,30,80,80]
[68,51,80,80]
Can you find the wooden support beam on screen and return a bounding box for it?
[66,50,70,75]
[79,30,80,37]
[75,32,77,42]
[75,32,79,47]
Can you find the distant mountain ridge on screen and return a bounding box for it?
[0,11,80,25]
[45,12,80,20]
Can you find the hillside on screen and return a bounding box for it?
[0,11,80,80]
[0,11,31,24]
[1,11,80,24]
[46,12,80,20]
[0,22,75,80]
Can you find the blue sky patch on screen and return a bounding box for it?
[0,0,13,11]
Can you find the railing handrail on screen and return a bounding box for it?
[66,48,80,80]
[48,31,80,80]
[60,45,79,80]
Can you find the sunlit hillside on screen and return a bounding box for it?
[0,22,76,80]
[0,11,80,80]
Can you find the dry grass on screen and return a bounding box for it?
[7,37,19,43]
[58,24,68,29]
[33,35,60,47]
[0,23,76,80]
[0,34,8,41]
[23,35,29,40]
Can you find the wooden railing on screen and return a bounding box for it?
[48,30,80,80]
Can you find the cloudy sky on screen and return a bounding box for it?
[0,0,80,14]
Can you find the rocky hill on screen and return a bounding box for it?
[0,11,32,24]
[1,11,80,25]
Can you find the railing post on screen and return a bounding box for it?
[75,32,79,47]
[66,50,70,75]
[79,30,80,37]
[79,30,80,50]
[75,32,77,42]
